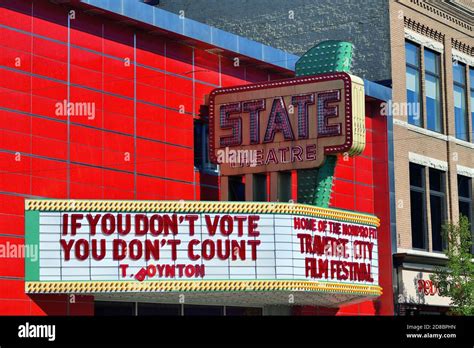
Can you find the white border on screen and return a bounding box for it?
[408,152,448,171]
[452,49,474,66]
[457,165,474,178]
[393,119,448,141]
[404,29,444,53]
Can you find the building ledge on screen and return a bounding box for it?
[393,119,449,141]
[79,0,299,71]
[396,248,447,259]
[394,248,448,268]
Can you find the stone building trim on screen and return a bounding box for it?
[407,0,473,32]
[393,119,449,141]
[457,165,474,178]
[404,17,444,43]
[452,39,474,57]
[448,136,474,149]
[404,28,444,53]
[451,48,474,66]
[408,152,448,171]
[397,247,448,260]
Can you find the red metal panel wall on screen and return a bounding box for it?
[0,0,391,316]
[0,0,285,315]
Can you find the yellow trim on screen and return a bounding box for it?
[25,200,379,227]
[25,280,382,296]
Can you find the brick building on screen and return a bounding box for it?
[389,0,473,315]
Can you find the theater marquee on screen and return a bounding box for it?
[209,72,366,175]
[25,200,381,306]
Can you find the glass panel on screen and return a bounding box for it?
[226,306,263,316]
[429,168,444,192]
[411,190,426,249]
[454,85,468,141]
[471,92,474,142]
[458,175,473,255]
[253,174,267,201]
[95,301,135,315]
[193,121,203,168]
[137,303,180,316]
[430,194,445,252]
[229,176,245,201]
[458,175,471,198]
[453,62,465,85]
[405,41,419,67]
[406,66,421,126]
[278,171,292,202]
[184,305,224,316]
[470,67,474,89]
[425,74,441,132]
[459,201,471,222]
[410,163,424,188]
[203,125,210,166]
[471,67,474,141]
[424,49,439,75]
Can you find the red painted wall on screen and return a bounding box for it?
[0,0,287,315]
[0,0,392,315]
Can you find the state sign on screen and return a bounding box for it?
[209,72,366,175]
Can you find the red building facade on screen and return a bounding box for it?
[0,0,393,315]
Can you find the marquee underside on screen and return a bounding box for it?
[92,291,378,307]
[26,280,382,307]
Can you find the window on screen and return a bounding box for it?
[470,68,474,142]
[453,62,468,141]
[95,301,135,315]
[424,49,442,132]
[406,42,422,127]
[410,163,427,249]
[429,168,446,252]
[95,301,262,316]
[194,120,217,171]
[458,175,473,253]
[226,306,263,316]
[229,175,245,201]
[137,303,180,316]
[278,171,292,202]
[253,174,267,201]
[183,305,224,316]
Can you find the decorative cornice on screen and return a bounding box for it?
[407,0,473,32]
[452,39,474,57]
[452,48,474,66]
[404,17,444,43]
[404,28,444,53]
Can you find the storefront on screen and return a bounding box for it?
[0,0,393,315]
[395,253,451,316]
